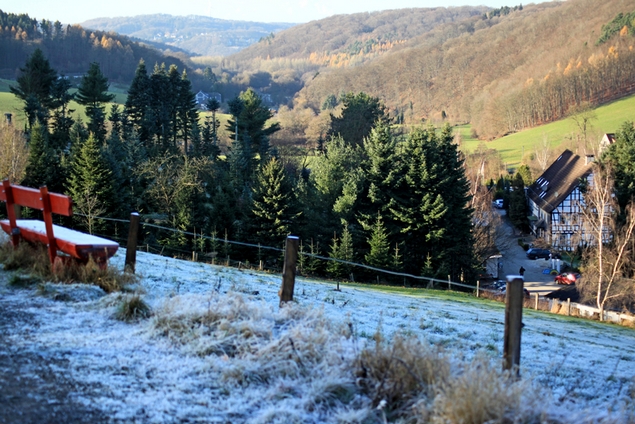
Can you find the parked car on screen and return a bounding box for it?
[555,272,580,285]
[526,248,551,260]
[493,199,504,209]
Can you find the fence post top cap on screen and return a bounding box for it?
[506,275,524,282]
[287,236,299,240]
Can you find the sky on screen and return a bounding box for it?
[4,0,541,25]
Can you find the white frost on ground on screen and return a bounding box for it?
[2,249,635,422]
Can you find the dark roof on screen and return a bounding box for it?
[527,150,592,214]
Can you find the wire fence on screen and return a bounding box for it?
[74,213,499,295]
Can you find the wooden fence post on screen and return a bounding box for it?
[534,292,539,310]
[567,298,571,316]
[279,236,299,306]
[476,280,480,298]
[503,276,524,377]
[125,212,140,273]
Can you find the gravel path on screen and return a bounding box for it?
[0,270,106,424]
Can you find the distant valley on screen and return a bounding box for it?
[80,14,296,56]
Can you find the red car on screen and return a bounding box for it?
[555,273,580,285]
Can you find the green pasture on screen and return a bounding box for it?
[458,94,635,169]
[0,78,232,139]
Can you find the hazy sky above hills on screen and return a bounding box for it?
[5,0,542,24]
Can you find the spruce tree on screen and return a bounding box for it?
[176,69,199,155]
[66,134,114,233]
[508,172,528,231]
[250,157,299,250]
[603,121,635,215]
[226,89,280,179]
[365,214,392,269]
[356,121,398,230]
[11,48,58,128]
[23,123,60,190]
[48,76,75,151]
[386,125,476,281]
[327,223,354,279]
[124,60,153,147]
[328,92,389,147]
[75,62,115,143]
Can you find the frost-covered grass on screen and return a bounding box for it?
[1,248,635,423]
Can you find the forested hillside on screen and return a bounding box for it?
[230,7,488,64]
[80,15,296,57]
[289,0,635,139]
[0,10,195,85]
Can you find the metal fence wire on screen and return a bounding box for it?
[75,213,496,293]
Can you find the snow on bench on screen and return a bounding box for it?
[0,180,118,268]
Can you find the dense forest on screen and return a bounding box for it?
[0,10,193,85]
[288,0,635,139]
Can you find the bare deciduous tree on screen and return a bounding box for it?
[0,123,29,183]
[578,165,635,320]
[464,153,514,264]
[74,188,107,235]
[534,133,551,172]
[569,101,598,155]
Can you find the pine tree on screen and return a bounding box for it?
[75,62,115,143]
[66,134,114,234]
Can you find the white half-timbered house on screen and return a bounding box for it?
[195,91,222,109]
[526,150,593,251]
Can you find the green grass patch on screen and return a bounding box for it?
[459,94,635,169]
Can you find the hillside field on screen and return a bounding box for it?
[0,245,633,422]
[459,94,635,169]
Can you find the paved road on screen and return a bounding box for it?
[495,209,561,296]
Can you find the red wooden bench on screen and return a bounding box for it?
[0,180,118,269]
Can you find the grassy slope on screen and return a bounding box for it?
[0,79,232,139]
[459,94,635,169]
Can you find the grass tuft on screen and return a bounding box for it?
[8,273,40,288]
[115,294,152,322]
[355,333,449,419]
[0,240,135,292]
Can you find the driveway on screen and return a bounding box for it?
[495,209,560,296]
